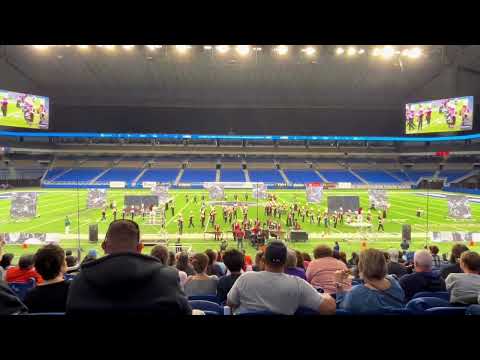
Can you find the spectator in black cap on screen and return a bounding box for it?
[227,241,336,315]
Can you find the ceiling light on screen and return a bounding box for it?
[408,47,422,59]
[105,45,116,50]
[236,45,250,56]
[372,47,381,56]
[216,45,230,54]
[204,45,213,50]
[381,46,395,59]
[275,45,289,55]
[77,45,89,50]
[347,47,356,56]
[358,48,365,54]
[122,45,135,50]
[302,46,316,56]
[175,45,191,54]
[33,45,49,50]
[336,47,345,55]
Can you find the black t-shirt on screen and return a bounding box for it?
[216,273,242,302]
[24,281,70,313]
[387,262,408,279]
[399,272,446,301]
[440,263,462,280]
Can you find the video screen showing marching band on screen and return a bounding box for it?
[405,96,474,134]
[0,89,49,129]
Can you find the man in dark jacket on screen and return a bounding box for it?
[66,219,191,315]
[0,280,28,315]
[399,250,446,301]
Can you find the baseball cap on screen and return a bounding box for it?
[264,241,287,265]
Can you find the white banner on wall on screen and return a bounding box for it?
[337,182,352,189]
[109,181,126,188]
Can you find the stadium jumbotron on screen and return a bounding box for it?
[1,45,480,317]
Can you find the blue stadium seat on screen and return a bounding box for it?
[466,305,480,315]
[137,168,179,183]
[406,297,451,314]
[294,306,319,315]
[354,170,400,184]
[95,168,142,183]
[188,295,221,304]
[55,168,104,182]
[189,300,223,315]
[335,309,353,315]
[220,169,246,182]
[64,274,76,282]
[8,278,36,301]
[181,169,216,183]
[249,170,284,184]
[283,169,321,184]
[424,307,467,315]
[236,309,279,316]
[412,291,449,301]
[319,170,363,184]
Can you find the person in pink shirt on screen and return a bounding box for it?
[306,245,351,294]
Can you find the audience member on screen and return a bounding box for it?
[6,254,43,284]
[177,252,195,276]
[216,252,227,275]
[302,252,312,269]
[227,241,336,315]
[294,250,305,270]
[81,250,98,265]
[440,244,469,280]
[306,245,351,293]
[217,249,244,302]
[24,244,70,313]
[66,255,77,268]
[151,245,188,288]
[338,252,348,266]
[347,252,359,268]
[399,250,446,301]
[285,250,307,280]
[386,249,408,279]
[67,220,191,315]
[184,253,219,297]
[205,249,225,277]
[336,249,405,313]
[429,245,442,269]
[445,251,480,305]
[252,251,264,272]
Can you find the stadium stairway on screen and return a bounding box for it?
[89,168,112,184]
[348,169,369,185]
[449,169,480,185]
[279,169,291,185]
[243,169,251,182]
[49,168,73,182]
[216,169,221,182]
[314,170,328,183]
[175,168,184,185]
[433,170,441,179]
[132,168,148,187]
[383,169,404,183]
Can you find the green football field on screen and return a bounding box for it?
[1,188,479,261]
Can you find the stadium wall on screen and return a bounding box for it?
[50,106,402,136]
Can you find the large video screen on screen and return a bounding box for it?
[0,90,49,129]
[405,96,474,135]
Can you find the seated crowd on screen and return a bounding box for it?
[1,220,480,315]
